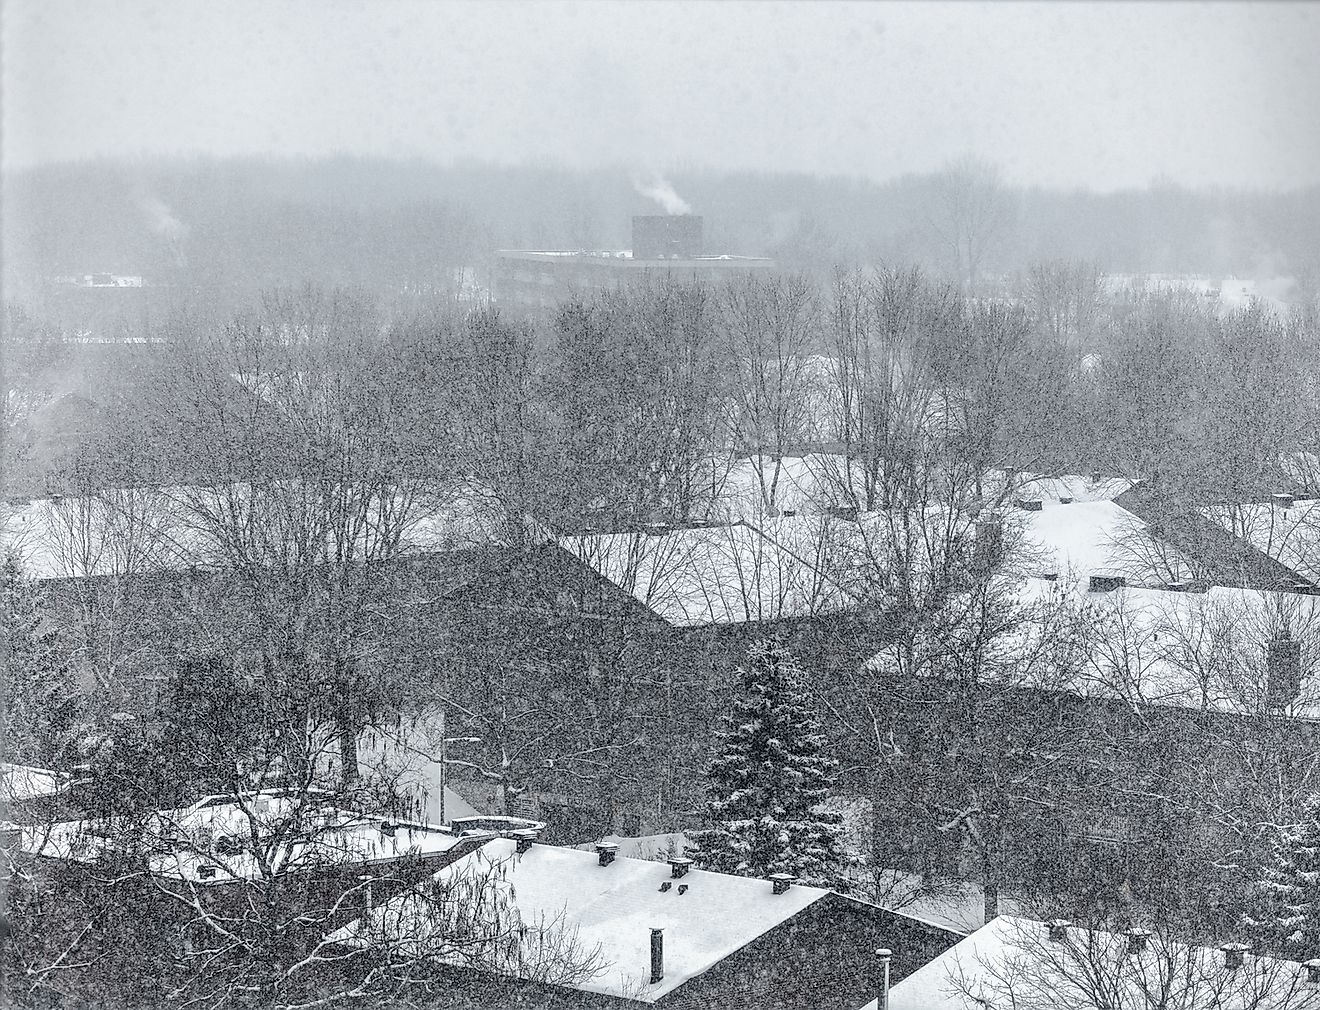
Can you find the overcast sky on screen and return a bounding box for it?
[5,0,1319,191]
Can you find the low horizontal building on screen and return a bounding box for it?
[494,215,774,318]
[332,834,962,1009]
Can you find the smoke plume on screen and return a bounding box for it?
[633,175,692,215]
[140,196,187,240]
[140,195,188,265]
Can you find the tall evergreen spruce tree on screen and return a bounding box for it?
[689,638,846,885]
[1244,796,1320,957]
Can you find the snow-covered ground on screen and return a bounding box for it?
[1102,273,1293,316]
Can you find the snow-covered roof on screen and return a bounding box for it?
[1,762,72,803]
[2,482,507,581]
[338,836,830,1002]
[861,915,1319,1010]
[573,833,690,863]
[982,470,1134,505]
[1013,577,1320,718]
[20,791,473,884]
[1016,498,1193,590]
[559,517,866,626]
[714,453,863,519]
[1208,499,1320,584]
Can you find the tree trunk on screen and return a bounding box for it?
[983,880,999,924]
[982,845,999,923]
[338,720,359,788]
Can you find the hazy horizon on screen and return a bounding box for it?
[5,0,1319,193]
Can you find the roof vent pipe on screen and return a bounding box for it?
[875,947,892,1010]
[650,928,664,984]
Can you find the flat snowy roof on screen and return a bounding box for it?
[344,836,830,1002]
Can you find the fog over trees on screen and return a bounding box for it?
[6,2,1320,1008]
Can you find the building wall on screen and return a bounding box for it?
[492,254,775,320]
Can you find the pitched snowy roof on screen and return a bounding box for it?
[860,915,1319,1010]
[559,517,865,626]
[714,453,864,519]
[0,762,72,803]
[338,836,830,1002]
[20,791,474,884]
[1015,498,1197,590]
[2,481,506,581]
[1013,577,1320,718]
[1207,499,1320,583]
[981,470,1135,505]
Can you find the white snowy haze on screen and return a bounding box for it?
[4,0,1319,190]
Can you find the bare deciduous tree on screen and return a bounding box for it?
[926,156,1016,293]
[949,917,1320,1010]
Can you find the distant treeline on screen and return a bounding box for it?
[4,156,1319,318]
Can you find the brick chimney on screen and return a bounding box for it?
[1267,636,1303,709]
[1089,574,1127,593]
[1221,942,1251,970]
[1047,919,1072,942]
[596,841,618,867]
[974,520,1003,572]
[770,872,795,895]
[668,856,693,879]
[1304,957,1320,985]
[632,215,702,260]
[1125,927,1152,954]
[511,828,539,854]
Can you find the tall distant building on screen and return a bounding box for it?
[493,214,774,317]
